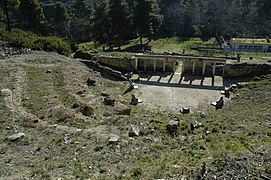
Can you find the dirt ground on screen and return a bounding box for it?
[1,51,270,179]
[131,71,250,113]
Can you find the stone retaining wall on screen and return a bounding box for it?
[80,59,127,81]
[224,63,271,77]
[98,56,133,72]
[183,60,271,77]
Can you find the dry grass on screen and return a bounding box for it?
[0,51,271,179]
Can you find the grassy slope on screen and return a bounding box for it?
[0,52,271,179]
[79,37,271,60]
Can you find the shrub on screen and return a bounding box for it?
[0,28,71,56]
[74,49,93,60]
[0,28,37,48]
[34,36,71,56]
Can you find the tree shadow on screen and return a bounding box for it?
[134,73,224,91]
[122,44,151,53]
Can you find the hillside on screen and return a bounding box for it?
[0,51,271,179]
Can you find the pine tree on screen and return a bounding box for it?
[133,0,163,48]
[72,0,92,18]
[91,0,110,48]
[71,0,92,42]
[107,0,131,50]
[0,0,20,31]
[53,2,69,38]
[19,0,47,34]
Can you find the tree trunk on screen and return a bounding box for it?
[144,38,151,45]
[108,41,113,51]
[4,3,11,32]
[118,39,121,51]
[140,36,144,51]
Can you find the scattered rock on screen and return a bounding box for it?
[191,121,203,131]
[125,72,133,79]
[129,125,140,137]
[0,47,31,58]
[231,84,238,89]
[8,133,25,141]
[181,107,190,114]
[252,76,261,81]
[64,135,73,144]
[103,111,113,117]
[237,82,248,88]
[130,95,143,105]
[101,92,110,97]
[87,78,96,86]
[6,126,12,130]
[33,118,39,123]
[104,96,115,106]
[71,101,80,109]
[108,135,120,145]
[114,103,131,115]
[76,90,85,95]
[166,120,179,135]
[124,81,138,94]
[221,87,230,97]
[54,106,75,121]
[81,103,96,116]
[0,52,5,59]
[46,69,52,73]
[211,97,224,110]
[129,81,138,89]
[198,111,206,118]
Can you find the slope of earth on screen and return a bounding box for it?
[0,51,270,179]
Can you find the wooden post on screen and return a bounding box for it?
[212,62,216,76]
[192,60,196,75]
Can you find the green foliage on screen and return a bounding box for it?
[91,0,110,46]
[72,0,92,18]
[70,0,92,42]
[52,2,69,38]
[2,0,271,43]
[74,50,93,60]
[19,0,47,34]
[0,0,20,31]
[107,0,131,48]
[34,36,71,56]
[78,37,219,57]
[0,0,20,7]
[133,0,163,46]
[0,28,71,55]
[91,0,132,49]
